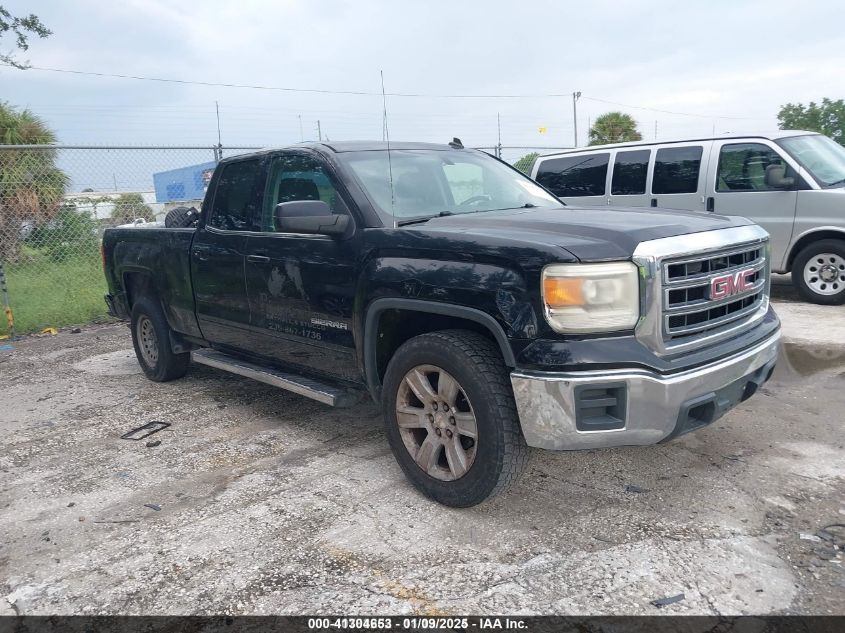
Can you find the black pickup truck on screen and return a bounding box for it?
[103,141,781,507]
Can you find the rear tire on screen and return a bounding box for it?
[791,239,845,305]
[381,329,529,507]
[130,297,190,382]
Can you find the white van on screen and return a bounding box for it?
[531,131,845,304]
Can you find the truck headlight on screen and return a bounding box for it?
[542,262,639,333]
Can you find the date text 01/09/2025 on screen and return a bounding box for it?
[306,617,528,629]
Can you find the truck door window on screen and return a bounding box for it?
[611,149,650,195]
[535,153,609,197]
[716,143,787,192]
[652,146,702,194]
[208,159,261,231]
[262,154,348,231]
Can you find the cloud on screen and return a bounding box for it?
[2,0,843,146]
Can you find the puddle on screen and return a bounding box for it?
[771,342,845,383]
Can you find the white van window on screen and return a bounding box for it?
[716,143,786,192]
[777,134,845,187]
[611,149,650,195]
[535,153,609,197]
[652,146,702,194]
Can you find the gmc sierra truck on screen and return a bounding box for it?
[102,141,781,507]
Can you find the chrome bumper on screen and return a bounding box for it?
[510,330,781,450]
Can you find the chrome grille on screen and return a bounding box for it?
[662,244,767,342]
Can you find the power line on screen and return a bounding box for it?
[4,62,772,120]
[3,63,575,99]
[580,95,766,121]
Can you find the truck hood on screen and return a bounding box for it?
[417,205,755,261]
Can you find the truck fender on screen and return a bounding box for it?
[363,297,516,400]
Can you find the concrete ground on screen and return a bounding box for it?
[1,281,844,616]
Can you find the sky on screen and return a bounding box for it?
[2,0,844,154]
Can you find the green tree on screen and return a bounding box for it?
[0,6,51,69]
[588,112,643,146]
[26,202,99,262]
[513,152,539,175]
[777,98,845,146]
[111,193,155,224]
[0,101,68,263]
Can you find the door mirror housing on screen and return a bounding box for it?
[764,164,795,189]
[274,200,349,236]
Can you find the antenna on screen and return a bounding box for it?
[215,101,223,161]
[497,112,502,158]
[215,101,222,146]
[381,70,395,222]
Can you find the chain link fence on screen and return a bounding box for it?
[477,146,571,174]
[0,145,259,337]
[0,143,567,337]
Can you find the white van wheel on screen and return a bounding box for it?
[792,240,845,305]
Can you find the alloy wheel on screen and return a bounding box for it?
[395,364,478,481]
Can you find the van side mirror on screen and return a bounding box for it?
[274,200,349,236]
[764,164,794,189]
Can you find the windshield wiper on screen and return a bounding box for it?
[826,178,845,187]
[396,210,454,226]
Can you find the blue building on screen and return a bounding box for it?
[153,161,217,203]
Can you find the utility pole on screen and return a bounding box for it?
[497,112,502,158]
[298,114,304,142]
[572,91,581,148]
[654,120,658,140]
[317,120,322,142]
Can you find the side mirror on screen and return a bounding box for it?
[764,164,794,189]
[274,200,349,236]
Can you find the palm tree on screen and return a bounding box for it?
[588,112,643,146]
[0,101,68,262]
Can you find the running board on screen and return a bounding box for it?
[191,349,358,408]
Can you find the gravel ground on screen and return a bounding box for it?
[1,284,844,616]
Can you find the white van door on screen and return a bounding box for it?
[649,143,711,212]
[533,150,611,207]
[608,148,652,207]
[706,140,799,269]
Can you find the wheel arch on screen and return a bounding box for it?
[363,298,516,401]
[787,228,845,270]
[122,269,157,310]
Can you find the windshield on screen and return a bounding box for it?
[340,149,560,222]
[776,134,845,187]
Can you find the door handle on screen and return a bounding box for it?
[650,198,658,207]
[247,255,270,264]
[706,196,715,212]
[192,247,209,261]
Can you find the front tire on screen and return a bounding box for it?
[130,297,190,382]
[381,330,529,507]
[792,239,845,305]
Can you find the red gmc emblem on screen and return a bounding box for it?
[710,268,755,300]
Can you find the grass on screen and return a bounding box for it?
[1,253,113,337]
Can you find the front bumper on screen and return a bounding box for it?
[510,329,780,450]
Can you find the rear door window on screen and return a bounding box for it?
[535,153,609,197]
[652,146,703,194]
[208,159,262,231]
[611,149,650,195]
